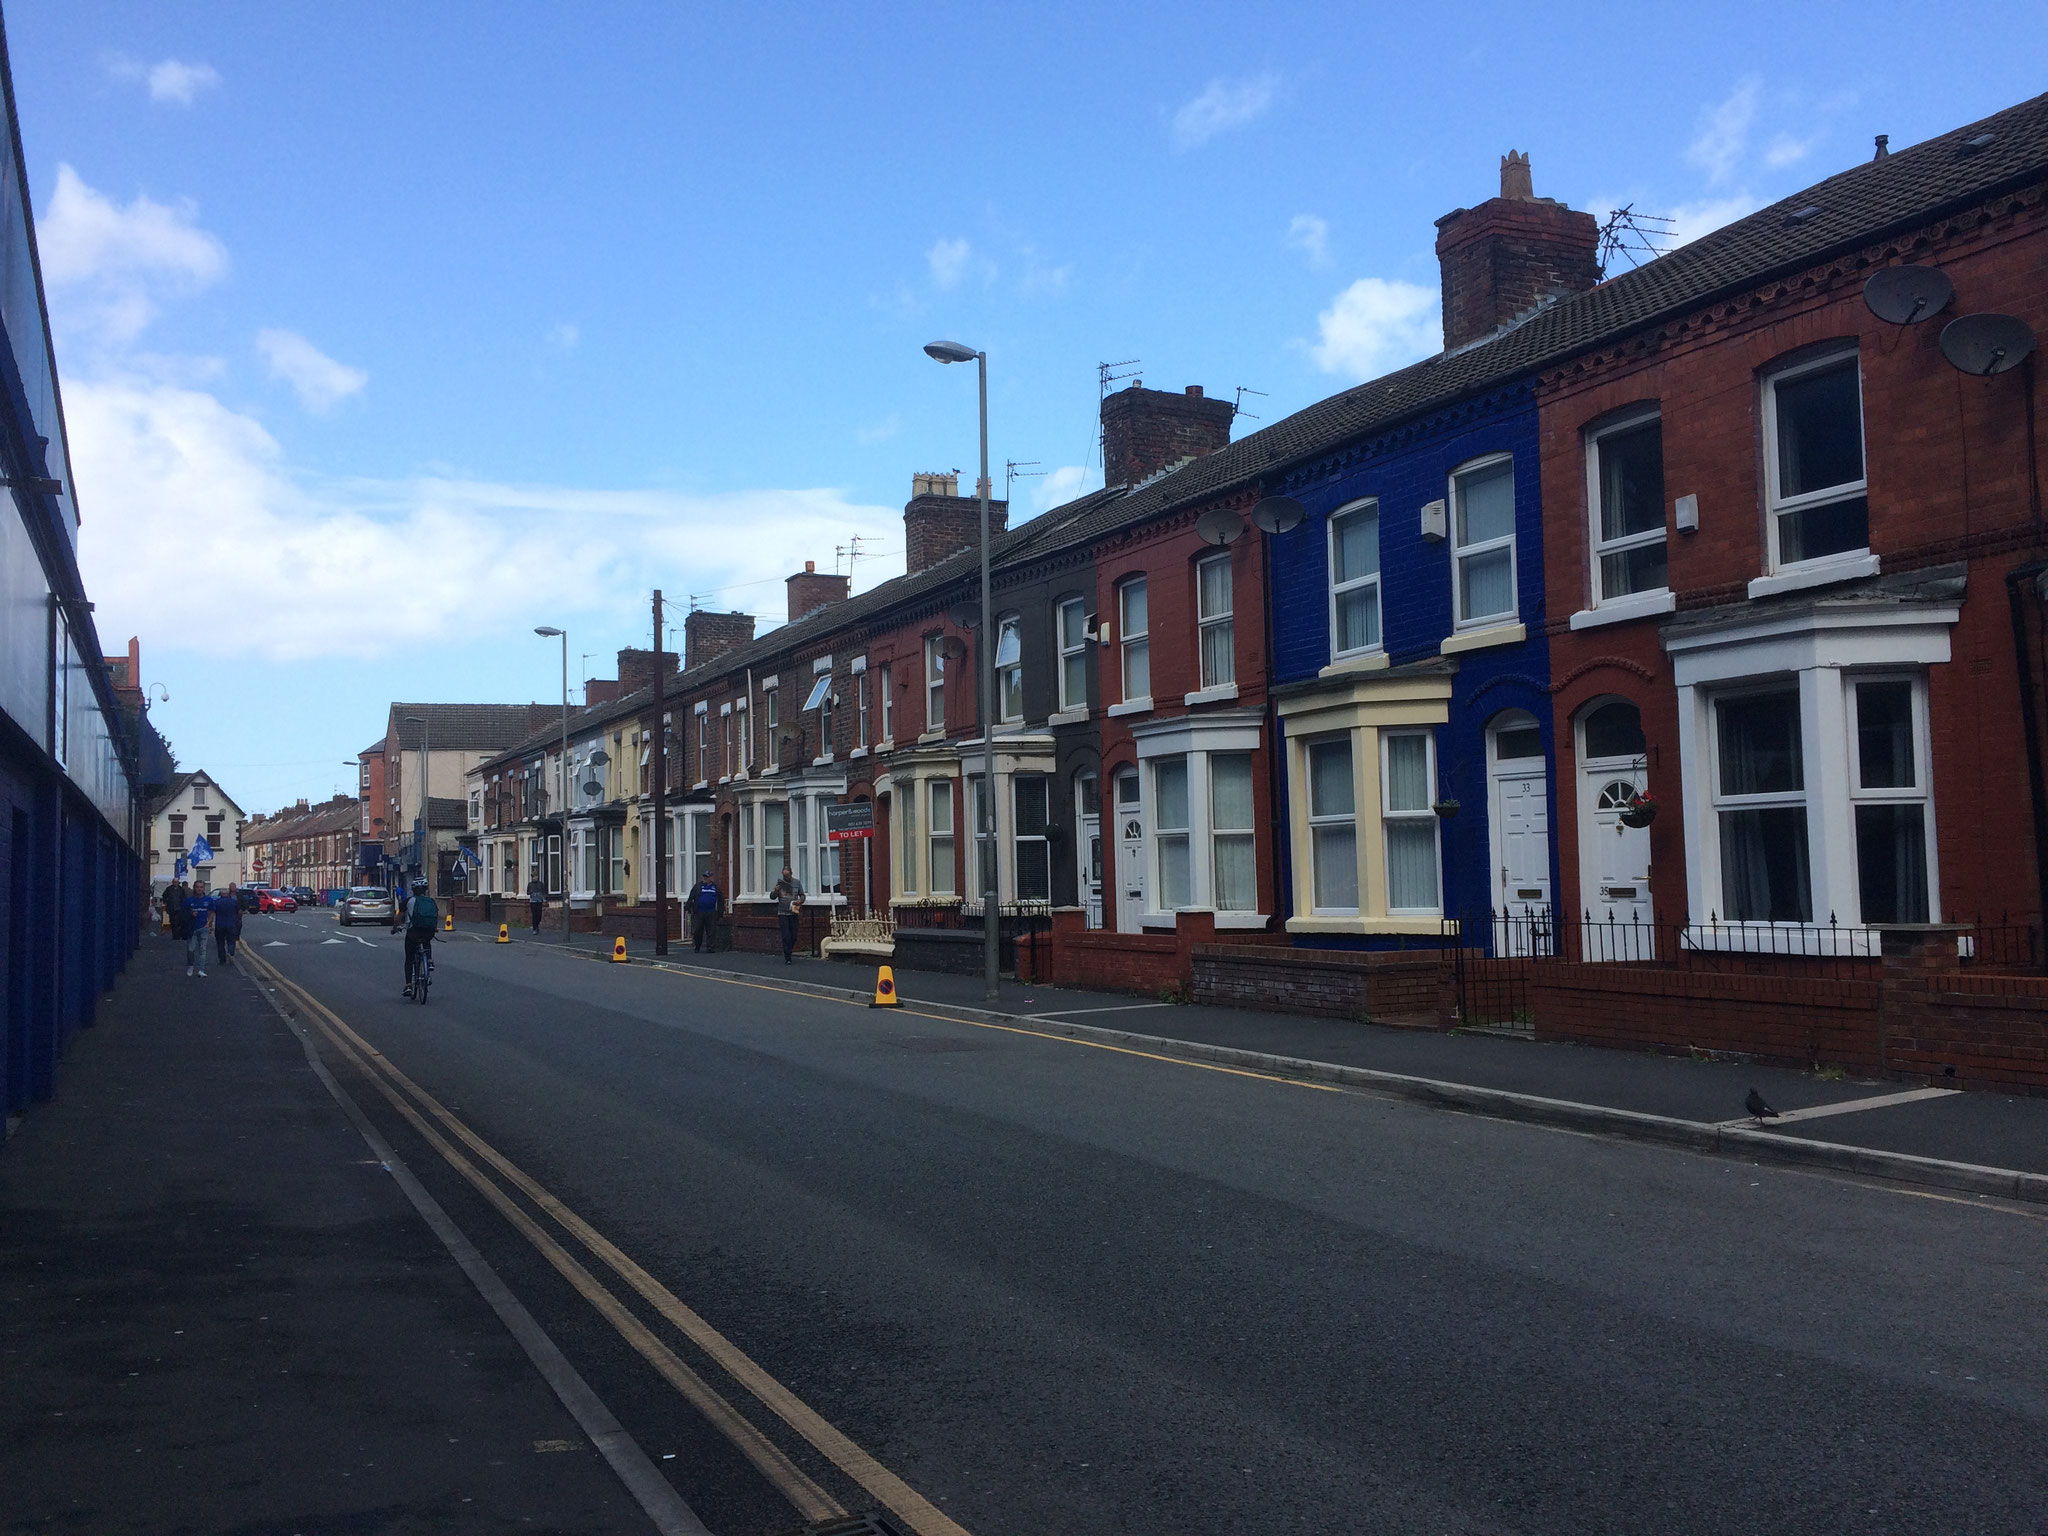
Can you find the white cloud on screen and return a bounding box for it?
[548,321,580,351]
[1764,132,1814,170]
[256,328,368,413]
[1286,213,1332,269]
[109,57,222,106]
[68,372,908,664]
[928,236,994,290]
[1311,277,1440,379]
[39,164,228,343]
[1687,77,1760,186]
[1172,71,1279,150]
[1667,193,1765,247]
[1032,464,1101,514]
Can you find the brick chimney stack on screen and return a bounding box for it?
[1100,383,1235,489]
[683,610,757,671]
[786,559,851,623]
[905,472,1008,575]
[1434,151,1600,352]
[616,646,680,692]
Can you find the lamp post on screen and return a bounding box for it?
[924,339,999,1001]
[402,714,430,893]
[536,626,571,944]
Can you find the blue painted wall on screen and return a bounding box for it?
[1267,383,1558,948]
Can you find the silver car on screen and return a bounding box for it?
[339,886,394,926]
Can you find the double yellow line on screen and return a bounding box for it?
[243,949,970,1536]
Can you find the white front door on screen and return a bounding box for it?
[1077,772,1103,929]
[1576,700,1654,957]
[1487,714,1551,954]
[1114,768,1145,933]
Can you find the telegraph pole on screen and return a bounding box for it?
[651,589,669,956]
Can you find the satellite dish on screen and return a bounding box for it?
[587,749,610,766]
[582,780,603,797]
[1249,495,1307,535]
[1863,265,1953,325]
[1195,505,1246,547]
[937,635,968,662]
[1939,313,2038,376]
[948,601,981,630]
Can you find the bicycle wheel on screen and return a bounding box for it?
[416,959,430,1004]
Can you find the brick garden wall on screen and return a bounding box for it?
[1193,944,1450,1025]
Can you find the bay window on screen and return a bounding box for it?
[1154,756,1191,909]
[1210,753,1256,912]
[1590,412,1667,600]
[1381,731,1439,914]
[762,801,787,885]
[1851,678,1930,924]
[928,780,955,896]
[1330,500,1382,656]
[1307,738,1358,914]
[1452,456,1517,627]
[1713,687,1811,924]
[1013,775,1050,903]
[1197,555,1233,688]
[971,776,995,900]
[898,784,919,895]
[1119,578,1150,703]
[1765,349,1866,568]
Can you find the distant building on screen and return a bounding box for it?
[242,796,360,895]
[144,772,248,892]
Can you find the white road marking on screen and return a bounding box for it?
[263,941,288,947]
[322,938,346,945]
[1723,1086,1962,1128]
[355,936,380,948]
[1025,1003,1173,1019]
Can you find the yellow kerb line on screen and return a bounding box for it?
[245,950,971,1536]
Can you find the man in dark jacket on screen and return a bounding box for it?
[686,872,720,952]
[526,874,548,932]
[212,883,244,967]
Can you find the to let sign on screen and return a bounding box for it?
[825,801,874,842]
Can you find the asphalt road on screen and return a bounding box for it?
[253,914,2048,1535]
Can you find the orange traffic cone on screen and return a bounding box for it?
[869,965,901,1009]
[496,923,510,943]
[443,911,454,932]
[611,935,629,963]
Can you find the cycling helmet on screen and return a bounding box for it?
[411,878,429,892]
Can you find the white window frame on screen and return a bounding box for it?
[1328,498,1383,660]
[897,780,919,895]
[1119,577,1150,704]
[1012,774,1051,904]
[1846,672,1935,925]
[1152,756,1191,910]
[1587,408,1668,605]
[925,638,946,733]
[1380,729,1441,916]
[1209,752,1256,912]
[995,615,1023,723]
[1305,736,1357,917]
[854,656,870,748]
[1762,346,1868,575]
[1450,453,1518,630]
[1057,597,1088,711]
[928,778,955,896]
[695,704,709,787]
[879,661,894,745]
[1707,681,1812,926]
[1196,553,1234,689]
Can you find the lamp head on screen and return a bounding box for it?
[534,625,564,637]
[923,340,978,364]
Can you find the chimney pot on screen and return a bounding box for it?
[1500,150,1533,201]
[805,559,815,573]
[1873,133,1890,160]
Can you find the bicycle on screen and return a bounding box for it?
[404,935,434,1004]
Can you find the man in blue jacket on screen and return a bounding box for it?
[212,883,244,967]
[185,885,213,977]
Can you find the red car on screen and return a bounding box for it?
[256,888,297,913]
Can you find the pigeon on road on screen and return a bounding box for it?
[1745,1088,1778,1121]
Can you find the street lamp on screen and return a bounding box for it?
[924,339,999,1001]
[536,626,571,944]
[402,714,430,893]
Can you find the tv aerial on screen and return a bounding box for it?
[1863,266,1954,325]
[1249,495,1307,535]
[1195,505,1247,547]
[1939,313,2038,376]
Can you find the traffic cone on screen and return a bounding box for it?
[496,923,510,943]
[444,911,454,932]
[869,965,901,1009]
[611,935,629,963]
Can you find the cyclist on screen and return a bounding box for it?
[402,878,440,998]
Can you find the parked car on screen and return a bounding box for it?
[339,887,393,926]
[235,886,264,914]
[257,888,297,913]
[286,886,319,909]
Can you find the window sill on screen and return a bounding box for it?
[717,776,732,786]
[917,729,946,744]
[878,739,895,755]
[1214,911,1270,930]
[1747,552,1880,599]
[1570,591,1676,630]
[1141,915,1179,931]
[1047,706,1090,727]
[848,747,868,760]
[1285,914,1448,936]
[1184,683,1240,706]
[1106,698,1153,719]
[1319,651,1391,678]
[1440,621,1526,655]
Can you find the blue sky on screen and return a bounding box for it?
[12,1,2044,814]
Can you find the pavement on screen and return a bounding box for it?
[501,922,2048,1181]
[0,926,674,1535]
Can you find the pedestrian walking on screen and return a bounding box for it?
[771,864,805,964]
[184,884,213,976]
[389,881,406,936]
[166,880,190,948]
[526,874,547,933]
[211,883,244,967]
[687,872,721,952]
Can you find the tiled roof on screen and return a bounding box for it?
[427,796,467,830]
[387,704,545,751]
[245,797,358,843]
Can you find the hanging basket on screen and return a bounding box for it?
[1618,794,1658,829]
[1432,798,1461,819]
